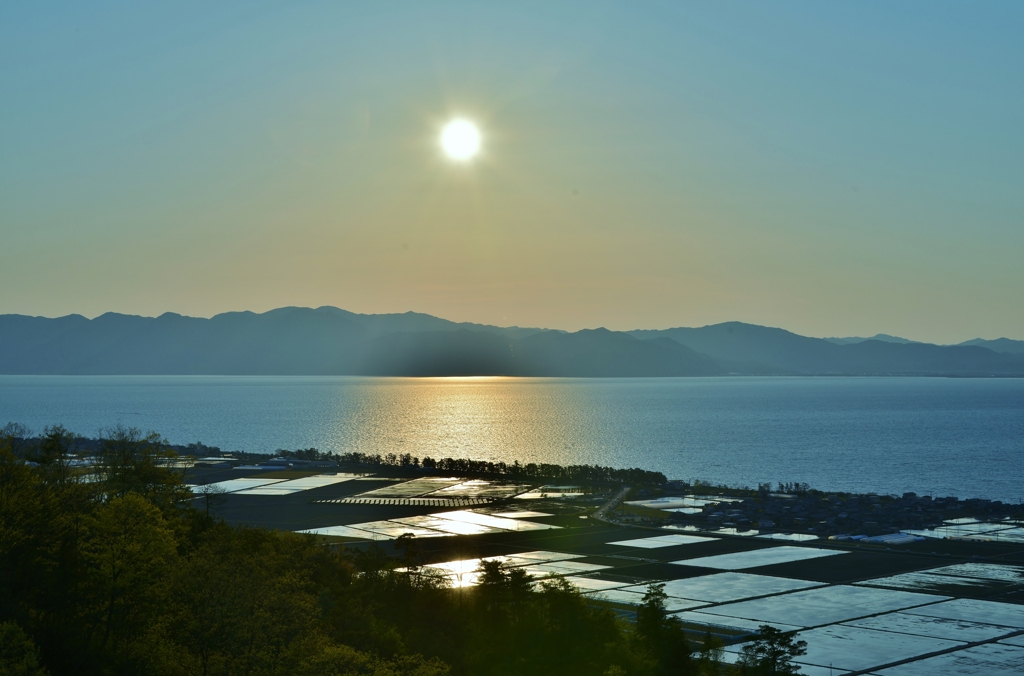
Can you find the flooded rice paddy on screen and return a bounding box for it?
[670,545,847,570]
[184,469,1024,672]
[271,474,1024,672]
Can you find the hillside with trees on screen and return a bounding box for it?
[0,426,743,676]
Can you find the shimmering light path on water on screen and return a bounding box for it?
[1,376,1021,502]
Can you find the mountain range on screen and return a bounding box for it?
[823,334,1024,354]
[1,307,1023,377]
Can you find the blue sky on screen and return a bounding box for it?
[2,2,1022,342]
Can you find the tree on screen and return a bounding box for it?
[394,533,420,570]
[0,435,55,636]
[35,426,80,487]
[531,576,626,676]
[93,426,189,513]
[474,560,510,618]
[166,528,323,676]
[80,493,177,660]
[635,583,693,675]
[0,621,48,676]
[636,583,670,642]
[696,630,725,676]
[738,625,807,675]
[296,640,451,676]
[193,481,227,517]
[504,566,534,623]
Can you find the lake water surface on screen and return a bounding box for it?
[1,376,1021,502]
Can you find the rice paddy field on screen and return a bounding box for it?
[193,467,1024,674]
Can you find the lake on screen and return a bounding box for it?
[1,376,1021,502]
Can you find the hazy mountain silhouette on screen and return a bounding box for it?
[512,329,724,376]
[2,309,1022,377]
[0,308,719,377]
[629,322,1024,376]
[957,337,1024,355]
[823,334,917,345]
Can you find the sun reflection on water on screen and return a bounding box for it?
[327,377,610,465]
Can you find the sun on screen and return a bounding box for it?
[440,119,481,161]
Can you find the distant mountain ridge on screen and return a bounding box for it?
[628,322,1024,377]
[823,334,1024,354]
[1,308,1022,377]
[956,337,1024,355]
[0,308,717,377]
[823,334,918,345]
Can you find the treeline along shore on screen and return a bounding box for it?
[15,433,668,487]
[293,447,669,486]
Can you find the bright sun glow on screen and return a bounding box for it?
[440,119,481,161]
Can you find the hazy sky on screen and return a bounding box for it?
[2,2,1022,343]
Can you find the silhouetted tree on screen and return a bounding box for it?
[696,629,725,676]
[738,625,807,675]
[636,583,693,675]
